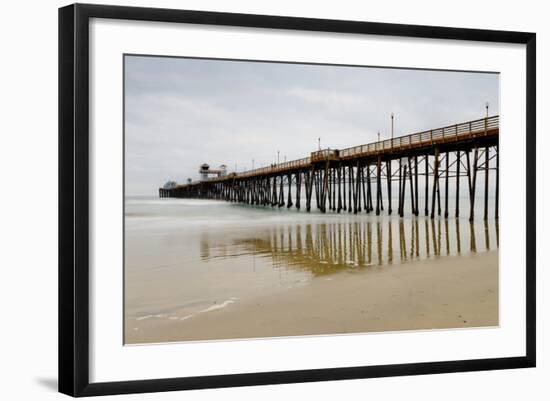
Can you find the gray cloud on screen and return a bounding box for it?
[125,55,499,195]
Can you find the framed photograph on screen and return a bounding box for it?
[58,3,536,397]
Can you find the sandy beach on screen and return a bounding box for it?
[126,249,498,344]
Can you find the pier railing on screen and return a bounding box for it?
[339,115,498,159]
[236,156,312,179]
[195,115,498,184]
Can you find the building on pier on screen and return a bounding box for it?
[199,163,227,181]
[162,180,177,189]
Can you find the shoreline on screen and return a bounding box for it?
[126,250,498,344]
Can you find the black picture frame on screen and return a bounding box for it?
[59,3,536,397]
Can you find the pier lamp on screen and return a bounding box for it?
[485,101,489,118]
[277,150,280,164]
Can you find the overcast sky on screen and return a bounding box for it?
[124,55,499,196]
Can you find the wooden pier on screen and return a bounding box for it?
[160,116,499,221]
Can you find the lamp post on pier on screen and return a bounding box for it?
[391,112,394,147]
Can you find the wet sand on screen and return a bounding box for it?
[126,250,498,344]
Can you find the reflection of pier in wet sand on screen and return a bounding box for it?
[201,218,499,276]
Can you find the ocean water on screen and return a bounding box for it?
[124,195,498,330]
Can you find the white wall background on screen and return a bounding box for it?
[0,0,547,399]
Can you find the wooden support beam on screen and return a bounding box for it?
[444,152,449,218]
[376,157,382,216]
[342,165,347,211]
[361,165,367,212]
[414,156,419,216]
[495,145,499,219]
[379,173,384,211]
[328,168,333,211]
[366,164,372,213]
[355,162,361,214]
[266,177,270,205]
[314,170,319,210]
[425,155,429,216]
[437,168,441,216]
[465,150,472,204]
[296,172,301,209]
[348,165,353,214]
[352,169,358,214]
[304,172,309,211]
[455,150,460,218]
[398,158,402,215]
[386,160,392,215]
[334,167,337,211]
[337,165,342,212]
[306,168,314,212]
[267,179,271,204]
[322,161,330,212]
[484,147,489,220]
[287,174,293,208]
[469,147,479,222]
[272,176,277,207]
[399,220,406,259]
[314,170,320,209]
[431,148,440,219]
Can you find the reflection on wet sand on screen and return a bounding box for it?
[126,198,499,344]
[200,218,499,277]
